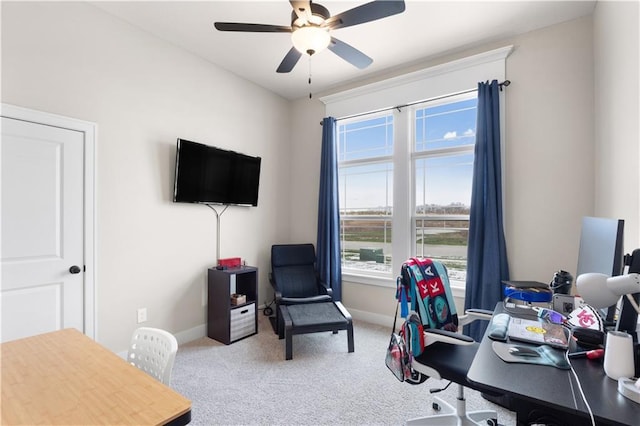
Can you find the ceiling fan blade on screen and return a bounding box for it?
[214,22,292,33]
[328,37,373,69]
[289,1,312,22]
[325,0,406,30]
[277,47,303,73]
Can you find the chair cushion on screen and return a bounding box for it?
[286,302,349,327]
[272,265,321,297]
[271,244,316,267]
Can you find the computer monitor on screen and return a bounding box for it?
[617,249,640,338]
[576,216,625,323]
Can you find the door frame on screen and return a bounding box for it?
[1,103,97,339]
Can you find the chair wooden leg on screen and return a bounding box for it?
[285,324,293,360]
[347,322,354,353]
[334,301,355,354]
[277,308,285,340]
[282,306,294,360]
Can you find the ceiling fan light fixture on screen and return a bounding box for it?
[291,26,330,55]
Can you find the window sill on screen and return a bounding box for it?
[342,270,395,288]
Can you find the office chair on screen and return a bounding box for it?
[127,327,178,386]
[400,259,499,426]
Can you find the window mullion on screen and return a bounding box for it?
[391,109,411,275]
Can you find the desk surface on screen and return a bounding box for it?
[1,328,191,425]
[468,303,640,426]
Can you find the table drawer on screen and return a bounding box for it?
[230,303,255,341]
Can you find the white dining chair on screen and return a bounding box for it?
[127,327,178,386]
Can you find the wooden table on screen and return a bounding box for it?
[1,328,191,425]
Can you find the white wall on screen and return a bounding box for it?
[287,97,325,244]
[593,0,640,251]
[1,2,291,351]
[289,16,605,323]
[505,16,595,281]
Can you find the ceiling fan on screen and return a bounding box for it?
[214,1,406,73]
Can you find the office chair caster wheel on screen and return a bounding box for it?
[263,306,273,316]
[432,402,440,411]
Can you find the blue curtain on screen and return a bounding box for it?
[317,117,342,300]
[464,80,510,341]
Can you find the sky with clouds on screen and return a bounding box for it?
[339,97,477,210]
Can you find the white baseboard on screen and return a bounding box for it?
[172,303,269,346]
[348,308,394,328]
[115,324,207,359]
[171,299,471,346]
[174,323,207,345]
[171,305,394,347]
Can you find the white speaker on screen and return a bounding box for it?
[604,331,635,380]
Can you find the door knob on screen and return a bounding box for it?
[69,265,82,274]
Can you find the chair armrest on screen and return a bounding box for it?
[334,301,352,321]
[269,274,283,302]
[269,272,281,297]
[466,308,494,316]
[318,280,332,297]
[424,328,475,346]
[458,309,494,327]
[280,295,332,304]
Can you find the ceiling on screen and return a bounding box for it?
[91,1,596,100]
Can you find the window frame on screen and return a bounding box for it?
[337,94,477,286]
[410,92,477,284]
[337,110,395,279]
[322,46,512,289]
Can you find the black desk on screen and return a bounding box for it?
[467,303,640,426]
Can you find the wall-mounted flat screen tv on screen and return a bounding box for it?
[173,138,261,206]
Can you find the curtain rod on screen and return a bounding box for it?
[320,80,511,125]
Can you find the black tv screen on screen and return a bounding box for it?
[173,139,261,206]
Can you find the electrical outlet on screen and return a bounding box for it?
[137,308,147,324]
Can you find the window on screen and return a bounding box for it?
[413,95,477,282]
[323,45,511,286]
[337,94,477,283]
[338,113,394,276]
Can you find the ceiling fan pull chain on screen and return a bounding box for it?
[308,54,313,99]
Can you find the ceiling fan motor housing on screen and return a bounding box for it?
[290,3,331,27]
[291,3,332,56]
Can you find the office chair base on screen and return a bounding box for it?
[406,395,498,426]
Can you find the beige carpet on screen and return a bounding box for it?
[170,312,517,425]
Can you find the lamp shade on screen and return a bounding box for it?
[576,273,620,308]
[291,26,330,55]
[607,273,640,295]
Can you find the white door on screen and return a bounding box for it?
[1,106,95,342]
